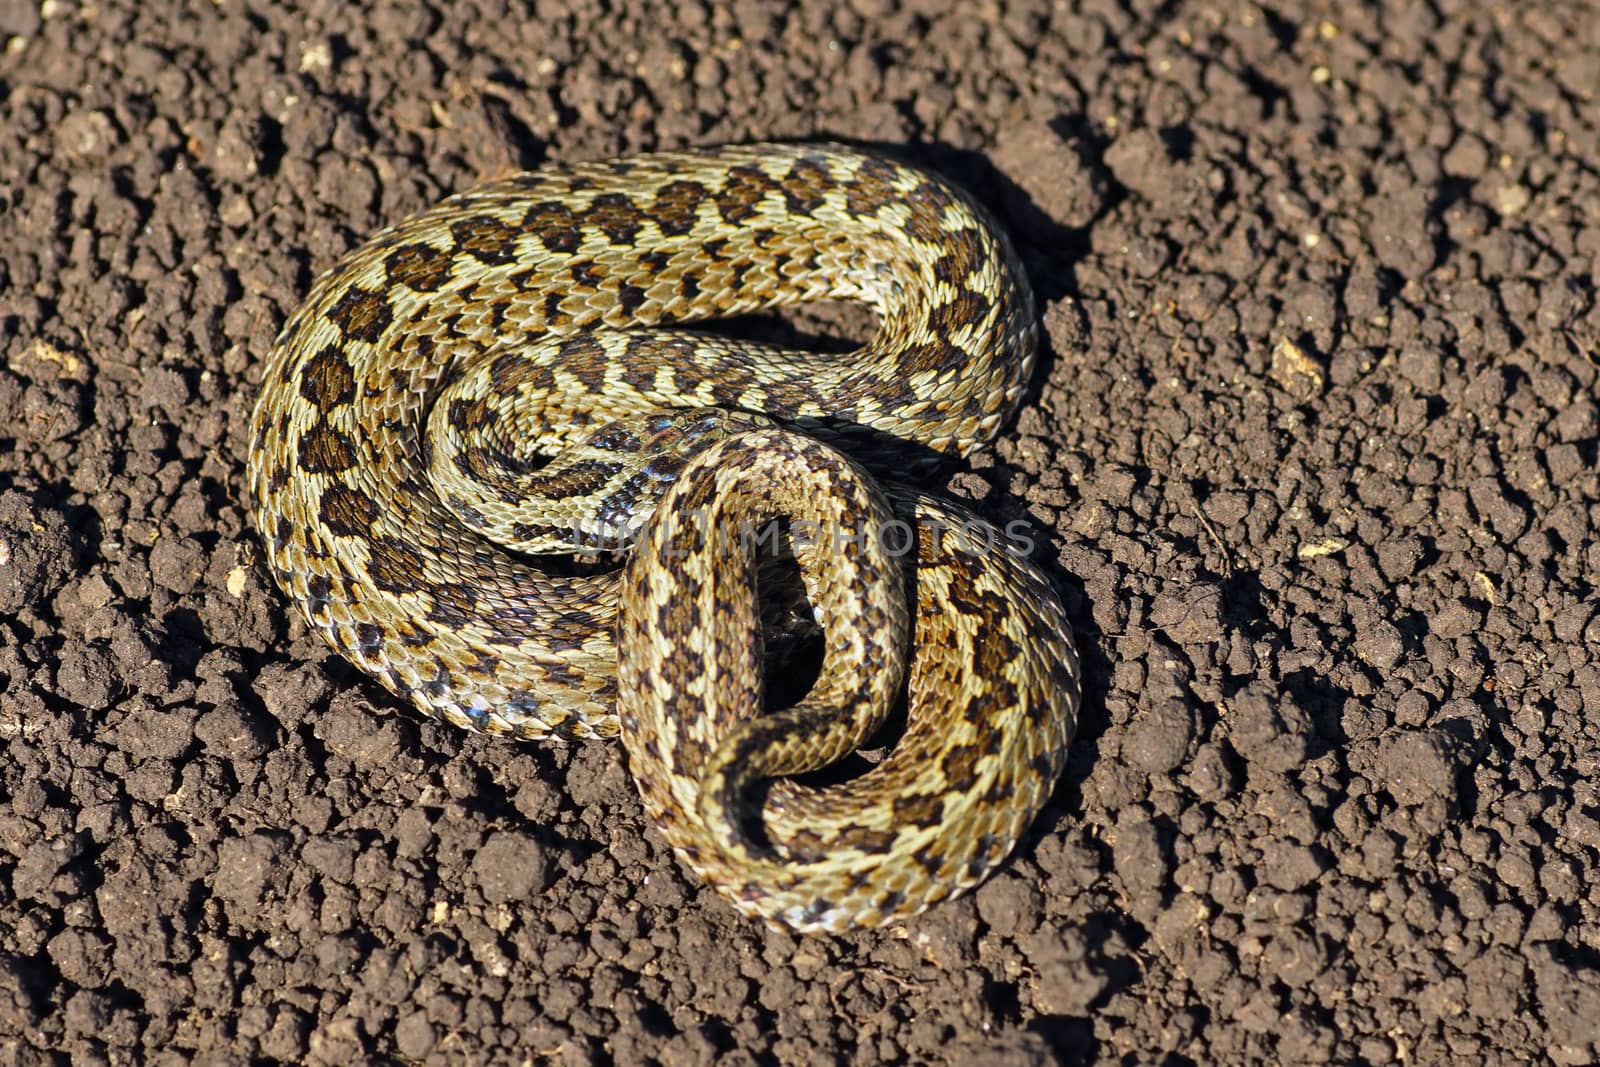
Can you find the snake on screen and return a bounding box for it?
[246,142,1080,933]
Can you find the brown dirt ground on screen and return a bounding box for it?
[2,0,1599,1063]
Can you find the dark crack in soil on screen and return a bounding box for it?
[2,1,1599,1063]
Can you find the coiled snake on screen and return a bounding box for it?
[247,143,1079,933]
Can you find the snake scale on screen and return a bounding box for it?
[247,142,1079,933]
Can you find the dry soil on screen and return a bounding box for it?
[2,0,1599,1064]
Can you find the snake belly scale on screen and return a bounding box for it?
[248,142,1080,932]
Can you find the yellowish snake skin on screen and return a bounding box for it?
[247,143,1079,932]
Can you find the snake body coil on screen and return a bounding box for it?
[248,143,1079,932]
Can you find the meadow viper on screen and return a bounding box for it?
[247,142,1079,932]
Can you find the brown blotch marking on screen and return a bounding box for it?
[270,516,295,553]
[298,344,358,410]
[568,259,602,288]
[297,419,358,474]
[451,215,521,265]
[782,156,832,214]
[933,555,990,606]
[462,650,501,678]
[639,250,671,275]
[700,361,755,406]
[304,573,334,613]
[483,627,528,652]
[669,721,710,778]
[384,243,455,291]
[489,353,556,394]
[566,357,607,393]
[449,497,486,529]
[326,286,392,343]
[940,742,984,786]
[784,829,828,861]
[411,332,437,367]
[658,519,705,569]
[651,179,707,235]
[965,837,1000,880]
[394,476,431,502]
[556,606,603,631]
[584,423,642,453]
[525,458,626,501]
[920,339,970,374]
[557,334,609,392]
[438,311,469,339]
[617,282,647,315]
[505,266,540,294]
[509,521,561,543]
[586,192,645,245]
[447,395,498,434]
[523,201,582,253]
[425,582,480,628]
[543,290,570,329]
[500,604,587,651]
[968,637,1022,714]
[714,165,776,224]
[541,660,592,690]
[842,155,902,217]
[424,661,452,699]
[746,226,780,250]
[647,334,696,361]
[399,627,432,649]
[600,474,653,520]
[903,174,962,211]
[971,611,1022,700]
[903,194,956,245]
[487,297,511,333]
[318,484,381,538]
[931,231,987,287]
[956,687,989,727]
[1020,675,1050,725]
[620,336,664,389]
[365,536,429,593]
[458,447,519,492]
[929,287,991,340]
[840,825,902,854]
[557,334,606,362]
[354,621,384,657]
[751,378,817,418]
